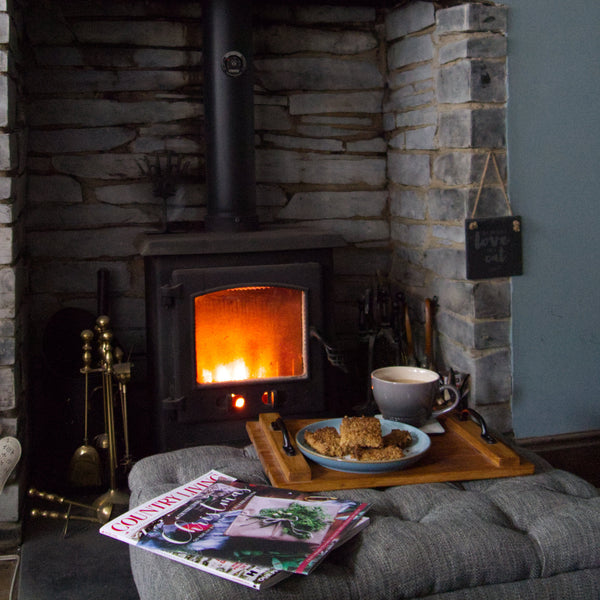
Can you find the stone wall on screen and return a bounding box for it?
[0,0,510,521]
[24,1,205,375]
[385,2,511,430]
[0,0,26,527]
[24,0,392,386]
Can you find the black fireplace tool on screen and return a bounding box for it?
[309,327,348,373]
[137,151,190,232]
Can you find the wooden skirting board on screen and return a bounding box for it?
[518,430,600,488]
[247,412,535,492]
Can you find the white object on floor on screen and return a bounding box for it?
[0,437,21,493]
[375,415,445,434]
[420,418,446,434]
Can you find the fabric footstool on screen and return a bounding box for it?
[128,444,600,599]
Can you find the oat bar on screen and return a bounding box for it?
[340,416,382,452]
[382,429,412,449]
[352,445,405,461]
[304,426,343,457]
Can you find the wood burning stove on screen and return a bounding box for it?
[138,229,344,450]
[137,0,345,450]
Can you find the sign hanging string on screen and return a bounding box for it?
[471,151,513,218]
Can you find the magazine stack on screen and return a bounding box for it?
[100,469,370,589]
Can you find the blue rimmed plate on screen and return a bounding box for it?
[295,417,431,474]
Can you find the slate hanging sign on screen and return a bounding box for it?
[465,216,522,279]
[465,152,523,280]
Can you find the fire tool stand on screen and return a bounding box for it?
[29,315,131,535]
[93,315,130,515]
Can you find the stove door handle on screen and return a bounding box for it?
[272,418,296,456]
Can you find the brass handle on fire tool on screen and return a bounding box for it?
[28,488,114,523]
[30,509,101,524]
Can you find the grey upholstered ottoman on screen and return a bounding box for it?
[128,444,600,599]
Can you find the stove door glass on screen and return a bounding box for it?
[194,285,306,384]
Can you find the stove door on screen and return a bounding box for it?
[162,262,325,423]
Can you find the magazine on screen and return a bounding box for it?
[100,469,370,590]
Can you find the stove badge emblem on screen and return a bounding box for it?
[222,51,247,77]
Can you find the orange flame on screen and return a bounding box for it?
[194,286,305,384]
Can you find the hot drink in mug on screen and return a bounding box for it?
[371,366,460,427]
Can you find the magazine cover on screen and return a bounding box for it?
[100,470,370,588]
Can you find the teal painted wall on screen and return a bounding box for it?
[503,0,600,437]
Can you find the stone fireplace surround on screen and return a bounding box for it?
[0,0,509,525]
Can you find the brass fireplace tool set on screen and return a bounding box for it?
[29,315,132,535]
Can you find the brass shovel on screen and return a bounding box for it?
[68,330,102,487]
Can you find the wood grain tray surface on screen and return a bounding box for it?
[246,412,535,491]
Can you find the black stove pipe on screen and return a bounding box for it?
[203,0,259,232]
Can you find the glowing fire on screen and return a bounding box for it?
[195,286,305,385]
[202,358,267,383]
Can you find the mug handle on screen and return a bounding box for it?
[432,383,460,417]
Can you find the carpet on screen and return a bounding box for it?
[18,515,139,600]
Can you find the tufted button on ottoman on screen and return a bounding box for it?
[128,444,600,600]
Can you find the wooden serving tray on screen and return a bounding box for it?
[246,412,535,491]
